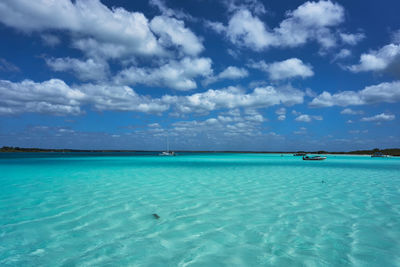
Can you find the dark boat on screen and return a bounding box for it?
[303,155,327,161]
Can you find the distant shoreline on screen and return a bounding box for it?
[1,146,399,156]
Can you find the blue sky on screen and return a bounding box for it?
[0,0,399,151]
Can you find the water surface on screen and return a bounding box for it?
[1,153,399,266]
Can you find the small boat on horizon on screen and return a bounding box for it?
[159,133,176,156]
[159,151,175,156]
[371,152,389,158]
[303,155,327,161]
[293,152,306,156]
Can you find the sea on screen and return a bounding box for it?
[0,153,399,266]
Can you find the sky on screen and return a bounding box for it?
[0,0,399,151]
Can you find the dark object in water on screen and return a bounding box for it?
[303,155,326,161]
[321,180,325,183]
[152,213,160,219]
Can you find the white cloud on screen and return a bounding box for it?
[341,108,363,115]
[168,109,266,139]
[0,77,306,116]
[0,0,166,57]
[149,16,203,56]
[149,0,195,21]
[277,115,286,121]
[148,123,161,128]
[332,48,351,61]
[294,126,307,134]
[166,85,304,114]
[295,114,322,122]
[225,9,275,51]
[218,66,248,79]
[313,115,323,120]
[208,1,347,51]
[78,84,169,113]
[41,34,61,46]
[310,81,400,107]
[361,113,395,122]
[276,0,344,49]
[249,58,314,80]
[205,21,226,34]
[46,57,109,81]
[305,88,317,97]
[339,32,365,45]
[348,44,400,72]
[0,79,170,115]
[0,79,84,115]
[244,108,264,122]
[275,107,286,115]
[275,107,286,120]
[292,110,301,116]
[0,0,205,60]
[224,0,266,15]
[115,57,212,91]
[203,66,248,85]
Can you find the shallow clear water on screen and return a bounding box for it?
[0,153,399,266]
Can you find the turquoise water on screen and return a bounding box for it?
[0,153,399,266]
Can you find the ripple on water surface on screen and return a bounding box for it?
[0,154,400,266]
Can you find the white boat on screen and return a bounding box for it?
[160,151,175,156]
[159,134,175,156]
[302,155,327,161]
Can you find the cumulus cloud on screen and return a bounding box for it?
[0,79,84,115]
[169,109,266,139]
[340,108,363,115]
[114,57,212,91]
[295,114,323,122]
[165,85,304,114]
[46,57,109,81]
[208,1,347,51]
[361,113,395,122]
[150,16,203,56]
[275,107,286,120]
[0,0,165,57]
[223,0,266,15]
[218,66,249,79]
[224,9,275,51]
[78,84,169,113]
[348,44,400,72]
[0,79,169,115]
[0,0,205,59]
[203,66,248,85]
[310,81,400,107]
[339,32,365,45]
[149,0,195,21]
[249,58,314,80]
[332,48,351,62]
[0,78,305,116]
